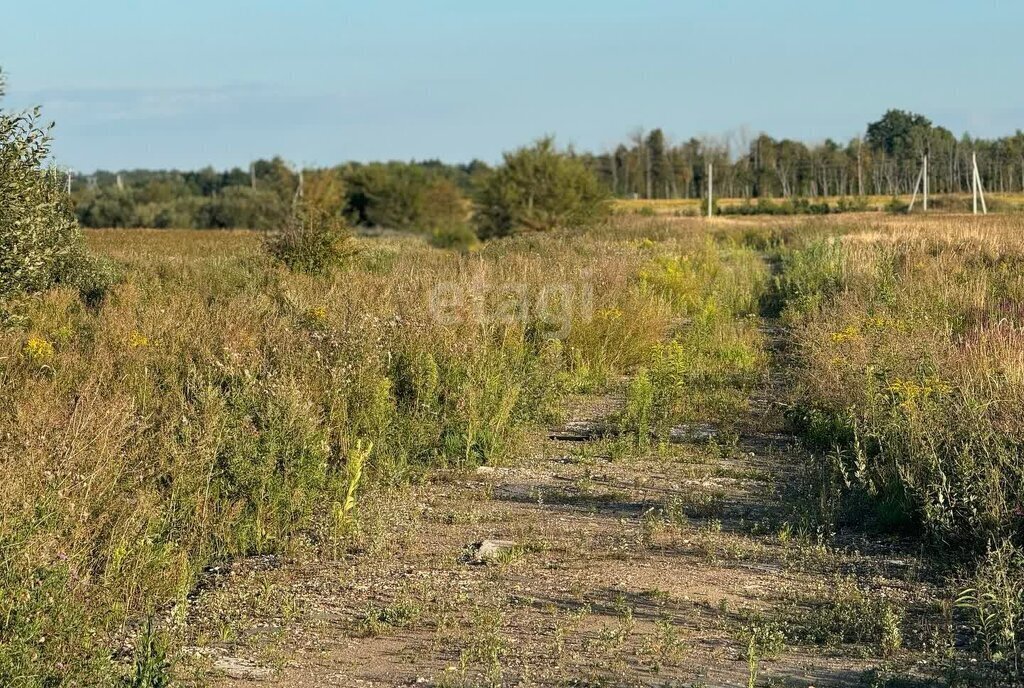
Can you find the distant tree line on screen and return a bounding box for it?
[585,110,1024,199]
[72,157,490,231]
[70,110,1024,231]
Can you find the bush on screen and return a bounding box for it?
[429,223,479,251]
[0,74,109,303]
[958,540,1023,683]
[885,197,909,214]
[474,137,608,238]
[266,203,354,274]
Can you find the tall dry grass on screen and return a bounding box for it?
[1,219,744,683]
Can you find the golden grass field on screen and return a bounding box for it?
[2,214,1023,686]
[612,192,1024,215]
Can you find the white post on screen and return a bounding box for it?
[973,152,979,215]
[707,162,713,219]
[977,164,988,215]
[908,164,923,212]
[66,170,72,195]
[923,154,928,211]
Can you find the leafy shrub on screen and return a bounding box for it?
[474,137,608,238]
[0,73,113,304]
[957,540,1023,683]
[885,197,909,214]
[619,369,655,450]
[266,203,354,274]
[417,177,467,231]
[721,197,837,216]
[429,223,479,251]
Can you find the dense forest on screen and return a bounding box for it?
[70,109,1024,229]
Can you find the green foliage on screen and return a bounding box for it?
[0,552,113,685]
[775,578,904,652]
[474,137,608,238]
[430,223,480,251]
[720,197,839,216]
[76,187,138,227]
[0,71,113,304]
[768,239,845,315]
[344,163,467,232]
[69,160,484,231]
[782,231,1024,546]
[957,540,1023,682]
[885,197,910,214]
[0,115,80,295]
[266,203,354,274]
[619,370,654,451]
[866,109,933,158]
[198,186,289,230]
[209,381,336,554]
[125,619,172,688]
[614,244,768,448]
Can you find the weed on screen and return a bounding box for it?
[358,597,421,637]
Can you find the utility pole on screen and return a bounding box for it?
[908,155,930,213]
[973,152,978,214]
[707,162,713,219]
[250,162,256,189]
[972,152,987,215]
[923,154,928,211]
[908,160,924,212]
[66,169,72,195]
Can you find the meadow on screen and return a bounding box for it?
[1,213,1023,686]
[613,192,1024,216]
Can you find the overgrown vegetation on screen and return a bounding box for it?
[754,216,1024,684]
[0,71,113,304]
[0,215,717,683]
[473,137,609,238]
[5,73,1024,682]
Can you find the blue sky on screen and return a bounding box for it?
[2,0,1021,171]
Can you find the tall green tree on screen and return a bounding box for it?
[474,137,608,238]
[646,128,673,199]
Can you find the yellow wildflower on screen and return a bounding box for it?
[830,325,859,343]
[23,336,55,364]
[128,331,150,348]
[307,306,329,324]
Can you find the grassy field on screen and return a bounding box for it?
[1,215,1022,685]
[613,193,1024,216]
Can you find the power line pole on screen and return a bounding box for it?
[908,160,924,212]
[972,152,987,215]
[972,152,978,214]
